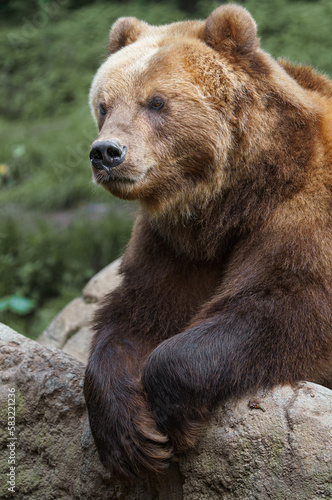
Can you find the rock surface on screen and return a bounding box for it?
[1,322,332,499]
[0,324,86,500]
[181,383,332,499]
[38,259,122,363]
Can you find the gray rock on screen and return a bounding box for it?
[181,383,332,499]
[62,326,94,364]
[1,323,331,499]
[82,258,122,303]
[38,297,97,351]
[37,259,122,362]
[0,324,85,500]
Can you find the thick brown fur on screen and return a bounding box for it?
[84,4,332,479]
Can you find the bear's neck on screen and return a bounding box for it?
[145,152,316,262]
[145,184,269,262]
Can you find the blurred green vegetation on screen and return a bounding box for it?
[1,0,332,338]
[0,208,132,338]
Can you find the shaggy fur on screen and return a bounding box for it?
[84,4,332,479]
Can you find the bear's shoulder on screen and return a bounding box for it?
[279,60,332,99]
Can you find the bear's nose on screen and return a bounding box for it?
[89,140,127,172]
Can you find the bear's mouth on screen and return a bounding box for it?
[92,163,150,185]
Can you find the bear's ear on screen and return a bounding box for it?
[204,5,258,55]
[108,17,147,54]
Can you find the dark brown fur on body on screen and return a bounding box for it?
[84,4,332,479]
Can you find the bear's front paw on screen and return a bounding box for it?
[88,397,173,479]
[148,392,207,453]
[142,340,211,454]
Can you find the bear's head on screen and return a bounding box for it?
[89,5,317,220]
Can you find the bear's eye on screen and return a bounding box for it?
[99,104,107,116]
[148,97,165,111]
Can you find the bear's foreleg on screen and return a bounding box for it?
[84,219,219,478]
[142,283,330,452]
[84,330,173,479]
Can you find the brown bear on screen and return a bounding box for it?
[84,4,332,479]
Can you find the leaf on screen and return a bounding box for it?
[0,295,35,315]
[9,295,35,314]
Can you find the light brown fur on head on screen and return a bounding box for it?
[89,4,325,226]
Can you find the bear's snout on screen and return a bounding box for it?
[90,139,127,173]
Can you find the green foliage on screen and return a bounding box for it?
[0,209,132,338]
[0,211,132,303]
[1,1,186,121]
[0,106,100,210]
[242,0,332,75]
[2,0,192,27]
